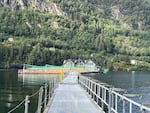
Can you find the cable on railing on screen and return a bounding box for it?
[8,89,40,113]
[7,77,60,113]
[29,89,40,98]
[7,99,25,113]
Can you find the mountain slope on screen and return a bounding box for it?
[0,0,150,70]
[0,0,66,16]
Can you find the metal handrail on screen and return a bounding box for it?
[79,75,150,113]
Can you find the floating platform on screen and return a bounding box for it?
[18,68,86,74]
[18,64,99,75]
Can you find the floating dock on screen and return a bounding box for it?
[18,64,99,74]
[45,72,104,113]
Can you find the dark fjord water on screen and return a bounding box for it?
[88,71,150,105]
[0,70,55,113]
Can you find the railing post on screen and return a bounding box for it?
[60,70,63,83]
[112,93,114,110]
[49,81,51,99]
[54,78,56,89]
[37,87,43,113]
[91,82,93,99]
[115,94,118,112]
[57,76,59,86]
[88,80,90,94]
[142,109,146,113]
[86,79,88,92]
[99,85,101,99]
[102,88,104,110]
[108,89,112,113]
[123,98,125,113]
[96,85,99,104]
[141,105,146,113]
[55,77,57,88]
[44,83,48,108]
[58,75,59,85]
[51,79,53,93]
[104,89,106,102]
[24,95,29,113]
[94,83,96,101]
[129,102,132,113]
[53,78,55,88]
[89,81,91,96]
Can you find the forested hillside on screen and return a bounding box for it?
[0,0,150,70]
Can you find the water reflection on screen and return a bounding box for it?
[18,74,58,85]
[0,70,59,113]
[7,94,12,107]
[88,71,150,104]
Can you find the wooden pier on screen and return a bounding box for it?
[45,72,104,113]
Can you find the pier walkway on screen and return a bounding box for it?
[47,72,104,113]
[8,71,150,113]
